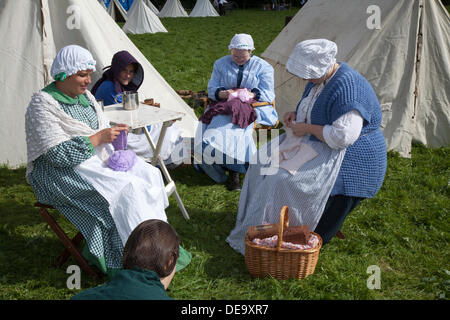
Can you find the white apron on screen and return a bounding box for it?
[75,144,169,245]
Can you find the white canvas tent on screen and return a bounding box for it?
[123,0,167,34]
[144,0,159,15]
[0,0,198,167]
[107,0,128,21]
[189,0,219,17]
[158,0,188,18]
[262,0,450,157]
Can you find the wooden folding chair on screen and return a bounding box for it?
[251,101,280,130]
[34,202,102,279]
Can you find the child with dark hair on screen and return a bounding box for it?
[72,219,181,300]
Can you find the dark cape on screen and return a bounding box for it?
[91,50,144,95]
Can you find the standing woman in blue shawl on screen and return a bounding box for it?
[195,34,278,191]
[92,51,183,165]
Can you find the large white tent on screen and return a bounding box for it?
[262,0,449,157]
[158,0,188,18]
[144,0,159,15]
[123,0,167,34]
[189,0,219,17]
[0,0,198,167]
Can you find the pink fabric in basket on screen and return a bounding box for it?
[252,234,319,250]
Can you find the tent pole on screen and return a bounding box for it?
[412,0,424,121]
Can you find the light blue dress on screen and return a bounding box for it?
[195,55,278,182]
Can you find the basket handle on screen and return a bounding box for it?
[276,206,290,250]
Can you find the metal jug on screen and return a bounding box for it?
[115,91,139,110]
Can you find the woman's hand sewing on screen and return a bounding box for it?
[290,122,326,142]
[290,122,309,137]
[89,124,129,147]
[283,112,297,126]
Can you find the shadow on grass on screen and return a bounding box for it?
[0,200,44,230]
[0,197,104,296]
[167,165,222,187]
[166,205,251,281]
[0,227,102,295]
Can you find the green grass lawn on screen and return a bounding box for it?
[0,9,449,300]
[127,8,297,92]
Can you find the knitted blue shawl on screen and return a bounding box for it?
[299,62,387,198]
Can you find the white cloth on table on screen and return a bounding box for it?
[75,143,169,246]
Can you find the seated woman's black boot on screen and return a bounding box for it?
[227,171,241,191]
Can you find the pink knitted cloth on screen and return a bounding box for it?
[227,88,252,102]
[252,234,319,250]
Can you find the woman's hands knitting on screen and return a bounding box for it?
[284,112,325,141]
[218,88,255,101]
[283,112,297,126]
[89,124,129,147]
[290,122,309,137]
[290,122,326,142]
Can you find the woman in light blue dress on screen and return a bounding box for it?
[194,34,278,191]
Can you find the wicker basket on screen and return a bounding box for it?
[245,206,322,280]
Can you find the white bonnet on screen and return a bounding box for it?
[50,45,96,80]
[228,34,255,51]
[286,39,337,79]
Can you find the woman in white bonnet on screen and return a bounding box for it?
[195,33,278,191]
[24,45,179,277]
[226,39,386,253]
